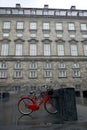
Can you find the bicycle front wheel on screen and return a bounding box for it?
[18,97,34,115]
[44,97,58,114]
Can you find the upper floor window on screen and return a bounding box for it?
[56,23,62,30]
[30,22,37,30]
[3,22,10,29]
[43,34,49,38]
[15,63,22,69]
[43,23,49,30]
[15,44,22,56]
[0,63,7,69]
[84,45,87,56]
[57,44,64,56]
[30,33,36,38]
[30,44,36,56]
[81,24,87,31]
[58,70,66,77]
[44,63,52,69]
[3,33,9,37]
[0,71,7,78]
[17,22,24,29]
[29,63,37,69]
[72,63,80,68]
[68,23,75,30]
[70,45,77,56]
[59,63,65,68]
[44,44,50,56]
[1,44,8,56]
[73,70,80,77]
[29,70,37,78]
[44,70,52,77]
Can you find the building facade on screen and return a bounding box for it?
[0,4,87,96]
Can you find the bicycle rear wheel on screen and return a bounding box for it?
[44,97,58,114]
[18,97,34,115]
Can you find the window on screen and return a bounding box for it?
[59,63,65,68]
[14,70,22,78]
[68,23,75,30]
[59,70,66,77]
[71,45,77,56]
[1,44,8,56]
[3,33,9,37]
[56,23,62,30]
[57,45,64,56]
[3,22,10,29]
[72,63,80,68]
[73,70,80,77]
[43,23,49,30]
[44,44,50,56]
[17,22,24,29]
[44,63,51,69]
[30,22,37,30]
[15,63,22,69]
[29,71,37,78]
[16,33,23,38]
[44,71,52,77]
[84,45,87,56]
[15,44,22,56]
[81,24,87,31]
[43,10,48,15]
[29,63,37,69]
[0,71,7,78]
[30,44,36,56]
[0,63,6,69]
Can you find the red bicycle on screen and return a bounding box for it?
[18,88,57,115]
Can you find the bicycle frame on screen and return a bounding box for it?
[25,91,51,111]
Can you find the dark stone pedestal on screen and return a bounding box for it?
[53,88,77,121]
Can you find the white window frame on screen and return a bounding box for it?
[29,63,37,69]
[56,23,62,30]
[43,23,49,30]
[84,45,87,56]
[73,70,80,77]
[71,45,78,56]
[58,70,66,77]
[30,22,37,30]
[17,22,24,29]
[0,63,6,69]
[15,44,22,56]
[68,23,75,30]
[15,63,22,69]
[57,44,64,56]
[44,63,51,69]
[1,44,8,56]
[44,44,50,56]
[0,71,7,78]
[44,70,52,77]
[29,71,37,78]
[81,24,87,31]
[30,44,36,56]
[59,63,65,68]
[14,70,22,78]
[3,22,10,29]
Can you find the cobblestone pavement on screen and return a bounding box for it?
[0,94,87,130]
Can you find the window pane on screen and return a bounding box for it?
[16,44,22,56]
[71,45,77,56]
[68,23,75,30]
[44,44,50,56]
[3,22,10,29]
[81,24,87,30]
[56,23,62,30]
[17,22,24,29]
[1,44,8,56]
[84,45,87,56]
[43,23,49,30]
[30,44,36,56]
[57,45,64,56]
[30,22,36,29]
